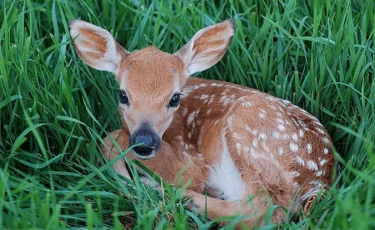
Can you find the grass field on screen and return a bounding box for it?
[1,0,374,229]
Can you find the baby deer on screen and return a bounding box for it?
[70,19,334,227]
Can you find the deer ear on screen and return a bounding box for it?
[69,19,129,73]
[174,19,235,76]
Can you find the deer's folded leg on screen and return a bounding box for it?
[101,129,132,180]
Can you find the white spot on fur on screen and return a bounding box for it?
[227,115,234,125]
[282,99,291,105]
[315,170,325,177]
[200,94,209,100]
[322,137,330,144]
[187,112,196,125]
[252,139,258,148]
[241,101,253,107]
[291,171,300,177]
[265,96,275,101]
[262,141,270,152]
[316,127,326,135]
[307,160,318,171]
[320,159,328,166]
[270,105,277,110]
[278,124,286,131]
[307,143,312,154]
[296,156,305,166]
[258,111,266,119]
[250,148,260,159]
[278,147,284,155]
[272,131,281,139]
[191,121,196,131]
[208,95,215,104]
[259,133,267,139]
[199,83,207,87]
[251,129,258,136]
[220,95,228,104]
[323,148,329,154]
[299,129,305,138]
[276,118,285,124]
[235,143,242,153]
[290,143,299,152]
[207,133,245,201]
[292,133,299,142]
[223,100,231,106]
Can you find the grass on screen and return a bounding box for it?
[0,0,374,229]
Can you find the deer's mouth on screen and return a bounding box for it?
[132,148,156,159]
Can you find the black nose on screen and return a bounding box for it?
[133,135,153,155]
[129,127,161,159]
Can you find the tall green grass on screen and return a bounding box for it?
[1,0,374,229]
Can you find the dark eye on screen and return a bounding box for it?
[120,90,129,105]
[168,93,180,108]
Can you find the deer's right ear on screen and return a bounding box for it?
[69,19,129,73]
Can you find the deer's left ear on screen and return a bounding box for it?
[69,19,129,73]
[174,19,235,76]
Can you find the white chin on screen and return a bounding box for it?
[132,150,156,160]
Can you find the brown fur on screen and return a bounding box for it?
[70,19,334,228]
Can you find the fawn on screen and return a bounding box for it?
[69,19,334,227]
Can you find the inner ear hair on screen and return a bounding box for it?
[69,19,129,73]
[174,19,235,76]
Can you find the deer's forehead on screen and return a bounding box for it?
[117,47,184,91]
[120,47,184,74]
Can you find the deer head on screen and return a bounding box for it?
[69,19,235,159]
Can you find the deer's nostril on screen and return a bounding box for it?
[135,135,153,147]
